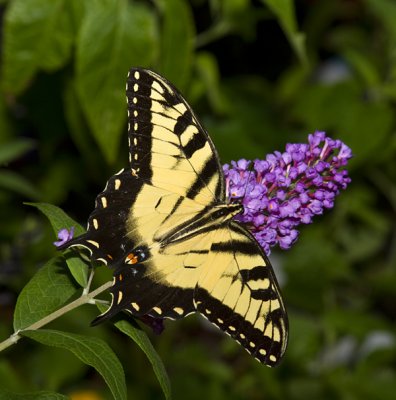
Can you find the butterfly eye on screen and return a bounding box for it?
[135,247,148,261]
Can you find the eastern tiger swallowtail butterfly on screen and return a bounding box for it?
[60,68,288,366]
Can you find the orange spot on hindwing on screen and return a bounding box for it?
[125,253,138,264]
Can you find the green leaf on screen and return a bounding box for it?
[0,96,13,145]
[25,345,87,393]
[0,139,35,165]
[337,187,389,263]
[364,0,396,44]
[97,304,171,400]
[13,257,78,331]
[193,52,227,114]
[76,0,158,164]
[0,360,25,392]
[68,0,87,34]
[26,202,88,287]
[21,329,127,400]
[63,80,99,171]
[222,0,250,16]
[324,309,388,339]
[2,0,74,94]
[0,170,40,199]
[157,0,195,91]
[342,49,380,87]
[63,255,89,290]
[287,313,321,365]
[262,0,307,65]
[27,202,85,236]
[291,82,393,168]
[0,390,69,400]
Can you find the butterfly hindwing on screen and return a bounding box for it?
[99,216,288,366]
[93,221,216,324]
[194,222,288,366]
[62,67,288,366]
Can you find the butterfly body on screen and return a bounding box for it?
[155,202,243,246]
[61,68,288,366]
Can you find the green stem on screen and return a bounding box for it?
[83,266,96,296]
[0,280,112,353]
[195,20,231,48]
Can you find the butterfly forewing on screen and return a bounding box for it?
[61,67,288,367]
[58,168,144,265]
[126,68,224,204]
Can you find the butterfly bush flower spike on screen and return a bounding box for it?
[223,131,352,255]
[53,227,74,247]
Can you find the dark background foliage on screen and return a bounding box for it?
[1,0,395,399]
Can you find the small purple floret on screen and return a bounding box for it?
[139,315,165,335]
[53,227,74,247]
[223,131,352,255]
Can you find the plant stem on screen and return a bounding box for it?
[0,280,113,353]
[83,267,96,296]
[195,20,231,48]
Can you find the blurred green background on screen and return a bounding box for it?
[1,0,395,399]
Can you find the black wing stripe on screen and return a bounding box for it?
[186,156,219,200]
[239,266,270,282]
[211,240,259,255]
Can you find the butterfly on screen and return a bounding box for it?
[60,68,288,366]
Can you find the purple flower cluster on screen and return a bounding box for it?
[223,131,352,255]
[53,227,74,247]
